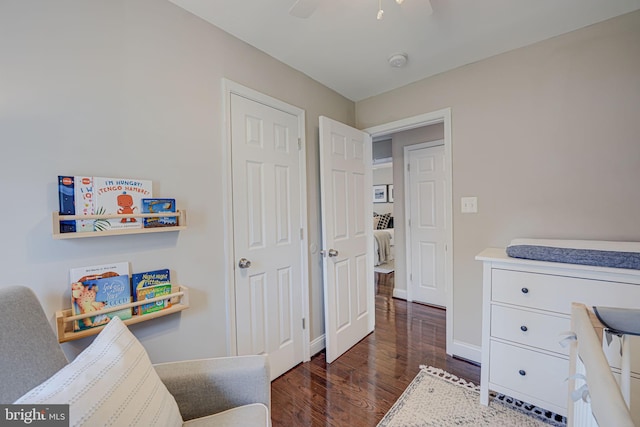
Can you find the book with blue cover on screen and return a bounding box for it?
[141,198,177,228]
[58,176,76,233]
[131,269,171,315]
[70,262,131,331]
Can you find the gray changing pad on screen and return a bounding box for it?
[506,239,640,270]
[593,306,640,336]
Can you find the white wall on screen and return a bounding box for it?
[0,0,354,362]
[357,10,640,352]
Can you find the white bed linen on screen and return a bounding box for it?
[374,229,394,266]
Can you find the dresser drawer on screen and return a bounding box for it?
[491,305,570,355]
[489,341,568,412]
[491,269,640,314]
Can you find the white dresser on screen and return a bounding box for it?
[476,248,640,418]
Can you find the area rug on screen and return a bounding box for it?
[377,366,567,427]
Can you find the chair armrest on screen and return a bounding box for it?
[154,355,270,421]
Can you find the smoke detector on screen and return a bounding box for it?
[388,53,408,68]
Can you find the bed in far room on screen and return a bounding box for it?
[373,213,394,273]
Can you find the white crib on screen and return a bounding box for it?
[568,303,635,426]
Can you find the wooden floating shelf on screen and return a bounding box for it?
[52,210,187,239]
[55,285,189,343]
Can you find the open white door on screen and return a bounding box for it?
[319,116,374,363]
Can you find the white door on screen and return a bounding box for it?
[230,93,304,379]
[319,116,374,364]
[406,143,448,307]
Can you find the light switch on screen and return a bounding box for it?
[461,197,478,213]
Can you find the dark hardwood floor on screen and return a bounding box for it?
[271,272,480,427]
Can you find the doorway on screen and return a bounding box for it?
[364,108,454,356]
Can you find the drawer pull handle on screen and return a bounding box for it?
[521,287,529,294]
[519,369,527,376]
[520,325,528,332]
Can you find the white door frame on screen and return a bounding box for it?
[363,108,454,356]
[222,79,311,362]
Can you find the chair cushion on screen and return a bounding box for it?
[14,317,183,427]
[0,285,68,403]
[182,403,270,427]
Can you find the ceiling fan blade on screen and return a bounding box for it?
[289,0,321,19]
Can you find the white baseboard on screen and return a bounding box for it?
[392,288,407,300]
[310,334,325,357]
[450,339,481,364]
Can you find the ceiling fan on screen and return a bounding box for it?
[288,0,432,19]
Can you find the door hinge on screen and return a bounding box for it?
[410,273,413,281]
[407,163,410,172]
[300,228,304,240]
[302,318,306,329]
[298,138,302,150]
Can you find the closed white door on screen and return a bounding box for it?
[406,143,448,307]
[319,116,374,364]
[231,93,304,379]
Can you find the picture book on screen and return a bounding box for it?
[70,262,131,331]
[93,177,153,231]
[73,275,132,331]
[57,176,76,233]
[131,269,170,314]
[137,283,172,316]
[141,198,177,228]
[74,176,94,232]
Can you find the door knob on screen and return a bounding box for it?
[238,258,252,269]
[328,249,339,257]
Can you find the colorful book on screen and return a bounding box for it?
[93,177,153,231]
[141,198,177,228]
[131,269,170,314]
[70,262,131,331]
[58,176,76,233]
[74,176,94,232]
[137,283,172,316]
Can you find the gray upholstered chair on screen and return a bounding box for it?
[0,285,271,426]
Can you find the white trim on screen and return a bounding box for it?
[222,79,311,362]
[451,340,481,364]
[309,334,326,357]
[363,108,455,357]
[392,287,408,300]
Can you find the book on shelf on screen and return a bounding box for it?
[70,262,132,331]
[57,176,76,233]
[74,176,94,233]
[57,176,153,233]
[137,283,173,316]
[131,269,170,315]
[141,198,177,228]
[93,177,153,231]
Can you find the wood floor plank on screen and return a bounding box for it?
[271,272,480,426]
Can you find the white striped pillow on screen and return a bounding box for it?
[14,317,183,427]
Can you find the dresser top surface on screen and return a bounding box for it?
[476,247,640,280]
